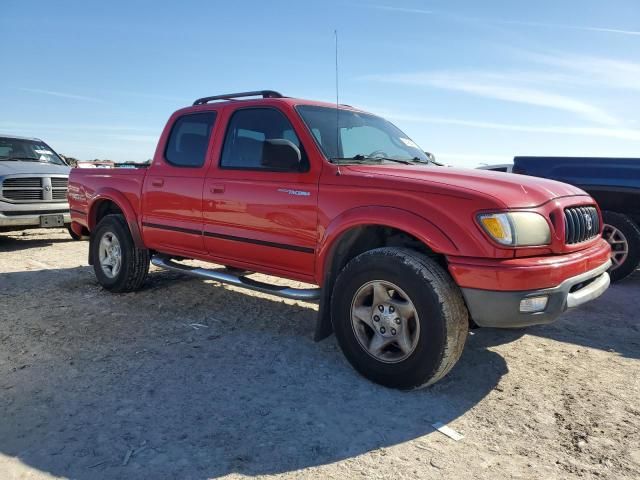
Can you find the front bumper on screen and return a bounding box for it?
[462,259,611,328]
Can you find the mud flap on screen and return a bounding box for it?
[313,283,334,341]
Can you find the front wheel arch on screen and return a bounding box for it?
[314,222,449,341]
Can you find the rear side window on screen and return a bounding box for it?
[220,108,308,171]
[164,112,217,167]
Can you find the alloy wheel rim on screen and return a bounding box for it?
[98,231,122,279]
[602,224,628,271]
[350,280,420,363]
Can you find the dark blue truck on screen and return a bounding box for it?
[513,157,640,282]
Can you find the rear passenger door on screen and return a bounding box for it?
[142,111,217,254]
[203,107,318,278]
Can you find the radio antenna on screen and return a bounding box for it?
[334,29,341,176]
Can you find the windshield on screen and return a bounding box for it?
[296,105,429,164]
[0,137,66,165]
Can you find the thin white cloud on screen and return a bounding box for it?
[371,5,433,15]
[364,72,619,125]
[368,4,640,36]
[524,52,640,91]
[382,112,640,141]
[17,88,104,103]
[497,20,640,36]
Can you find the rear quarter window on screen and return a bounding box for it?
[164,112,217,167]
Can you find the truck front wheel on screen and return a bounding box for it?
[331,247,468,389]
[602,211,640,282]
[90,214,150,292]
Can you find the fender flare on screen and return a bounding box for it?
[88,188,144,248]
[313,206,458,341]
[315,205,458,282]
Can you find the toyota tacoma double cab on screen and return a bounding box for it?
[68,90,612,389]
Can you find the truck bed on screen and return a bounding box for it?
[68,168,147,222]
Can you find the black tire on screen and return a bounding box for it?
[90,214,150,292]
[602,211,640,283]
[67,225,83,241]
[331,247,468,389]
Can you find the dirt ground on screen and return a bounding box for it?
[0,228,639,480]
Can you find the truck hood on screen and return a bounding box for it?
[345,164,588,208]
[0,161,71,176]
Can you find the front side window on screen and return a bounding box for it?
[164,112,217,167]
[296,105,429,164]
[220,108,307,171]
[0,137,65,165]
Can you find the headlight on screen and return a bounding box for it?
[477,212,551,246]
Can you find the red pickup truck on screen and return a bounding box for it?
[68,90,612,389]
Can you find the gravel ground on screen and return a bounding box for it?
[1,228,639,480]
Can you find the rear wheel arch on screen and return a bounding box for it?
[90,199,124,228]
[88,192,144,248]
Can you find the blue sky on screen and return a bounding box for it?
[1,0,639,166]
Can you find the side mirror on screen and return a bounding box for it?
[262,139,302,170]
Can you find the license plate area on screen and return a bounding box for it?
[40,214,65,228]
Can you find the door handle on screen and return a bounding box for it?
[210,184,225,194]
[151,178,164,187]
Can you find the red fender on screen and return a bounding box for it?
[88,188,144,248]
[315,206,459,284]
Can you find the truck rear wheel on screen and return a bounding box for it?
[331,247,468,389]
[90,214,150,292]
[602,211,640,282]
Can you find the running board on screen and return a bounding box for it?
[151,256,321,301]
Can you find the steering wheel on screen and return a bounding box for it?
[368,150,389,158]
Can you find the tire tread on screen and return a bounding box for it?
[91,214,150,292]
[332,247,468,389]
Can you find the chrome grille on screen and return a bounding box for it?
[1,176,69,203]
[52,190,67,200]
[2,177,44,201]
[3,177,42,188]
[564,206,600,244]
[51,177,68,189]
[3,189,44,200]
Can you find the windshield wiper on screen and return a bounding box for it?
[411,157,430,164]
[330,154,412,165]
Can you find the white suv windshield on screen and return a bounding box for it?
[0,138,66,165]
[296,105,429,164]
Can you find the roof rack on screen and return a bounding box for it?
[193,90,284,105]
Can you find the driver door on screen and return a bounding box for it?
[203,107,318,277]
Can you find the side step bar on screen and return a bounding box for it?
[151,255,322,301]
